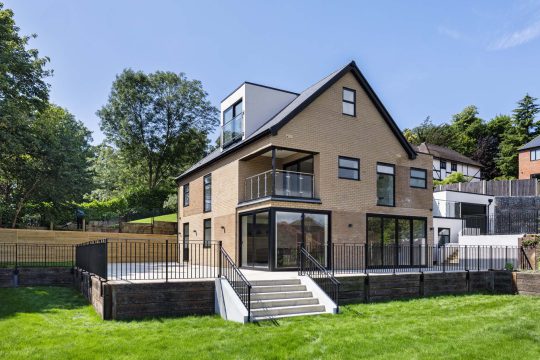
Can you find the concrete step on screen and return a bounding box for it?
[251,284,307,293]
[249,279,301,286]
[251,304,326,318]
[251,291,313,301]
[252,311,328,322]
[250,297,319,309]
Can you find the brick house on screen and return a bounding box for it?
[176,61,433,271]
[518,135,540,179]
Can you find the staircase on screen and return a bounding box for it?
[249,279,326,321]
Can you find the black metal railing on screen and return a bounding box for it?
[105,239,220,281]
[219,244,252,321]
[0,243,75,268]
[462,212,540,235]
[331,244,524,274]
[76,240,108,279]
[299,246,340,312]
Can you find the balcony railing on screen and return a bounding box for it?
[222,113,243,148]
[433,199,461,218]
[244,170,315,201]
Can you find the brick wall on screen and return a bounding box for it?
[519,150,540,179]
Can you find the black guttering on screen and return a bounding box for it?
[220,81,300,103]
[176,61,417,183]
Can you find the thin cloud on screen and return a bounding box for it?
[491,20,540,50]
[438,26,461,40]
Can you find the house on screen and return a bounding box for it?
[415,143,482,182]
[176,61,433,271]
[518,135,540,179]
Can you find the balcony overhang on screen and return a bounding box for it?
[239,145,318,162]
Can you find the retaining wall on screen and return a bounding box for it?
[0,267,73,288]
[514,272,540,296]
[337,270,514,304]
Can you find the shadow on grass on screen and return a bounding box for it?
[0,286,88,319]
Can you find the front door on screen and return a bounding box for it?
[241,211,269,268]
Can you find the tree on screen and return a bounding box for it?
[497,95,540,178]
[98,69,219,191]
[449,105,486,157]
[1,105,93,227]
[433,172,469,186]
[403,117,454,147]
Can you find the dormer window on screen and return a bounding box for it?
[342,88,356,116]
[222,99,244,148]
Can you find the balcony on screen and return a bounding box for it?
[433,199,461,218]
[222,113,243,148]
[244,170,315,201]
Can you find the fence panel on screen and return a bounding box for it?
[0,243,74,268]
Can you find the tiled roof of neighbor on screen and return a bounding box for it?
[176,61,416,182]
[519,135,540,151]
[415,143,482,167]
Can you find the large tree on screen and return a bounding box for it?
[403,117,454,147]
[97,69,219,191]
[449,105,486,157]
[497,95,540,178]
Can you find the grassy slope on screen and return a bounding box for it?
[129,213,177,223]
[0,287,539,360]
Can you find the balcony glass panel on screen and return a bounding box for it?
[243,169,314,201]
[222,113,243,147]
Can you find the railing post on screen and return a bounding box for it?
[331,243,334,276]
[477,245,480,271]
[44,244,47,266]
[218,241,222,278]
[465,245,468,271]
[442,245,446,273]
[298,245,303,276]
[505,246,508,267]
[489,246,493,270]
[271,148,276,196]
[165,240,169,283]
[364,243,368,274]
[393,243,397,275]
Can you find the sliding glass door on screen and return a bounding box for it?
[241,211,270,268]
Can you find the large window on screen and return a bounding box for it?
[377,163,395,206]
[342,88,356,116]
[203,219,211,248]
[367,215,427,267]
[183,183,190,207]
[182,223,189,261]
[203,174,211,212]
[338,156,360,180]
[531,149,540,161]
[222,100,243,147]
[410,168,427,189]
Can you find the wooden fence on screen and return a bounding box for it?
[435,179,539,196]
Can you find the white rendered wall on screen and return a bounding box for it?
[458,235,522,247]
[433,217,462,243]
[433,191,495,217]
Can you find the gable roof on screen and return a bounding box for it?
[519,135,540,151]
[176,61,417,182]
[415,143,482,167]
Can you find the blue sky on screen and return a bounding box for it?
[5,0,540,144]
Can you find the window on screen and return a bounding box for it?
[342,88,356,116]
[438,228,450,246]
[440,160,447,170]
[338,156,360,180]
[183,183,190,207]
[410,168,427,189]
[377,163,395,206]
[182,223,189,261]
[451,163,457,172]
[531,149,540,161]
[203,219,211,248]
[222,100,244,147]
[203,174,212,212]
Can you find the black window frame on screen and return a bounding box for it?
[203,174,212,213]
[438,227,451,246]
[338,156,360,180]
[203,218,211,248]
[531,149,540,161]
[440,160,447,170]
[376,162,395,207]
[451,162,457,172]
[342,87,356,117]
[410,168,427,189]
[183,183,190,207]
[182,222,189,262]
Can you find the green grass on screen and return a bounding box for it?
[129,213,177,223]
[1,287,540,359]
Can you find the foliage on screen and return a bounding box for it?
[522,236,540,247]
[163,193,177,212]
[433,172,469,186]
[450,105,486,157]
[97,69,219,191]
[2,288,540,359]
[130,213,177,223]
[504,263,514,271]
[403,117,454,147]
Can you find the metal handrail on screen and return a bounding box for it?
[244,169,315,201]
[219,245,253,322]
[520,247,533,271]
[299,246,340,312]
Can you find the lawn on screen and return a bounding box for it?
[1,287,539,360]
[129,213,177,223]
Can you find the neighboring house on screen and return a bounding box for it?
[176,61,433,271]
[518,135,540,179]
[415,143,482,182]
